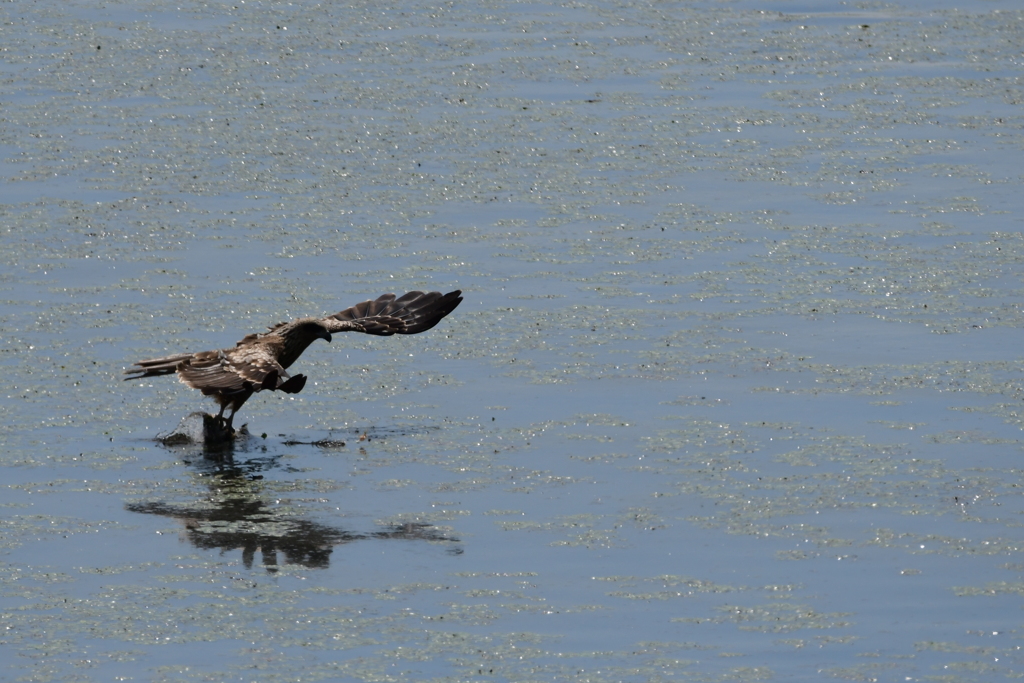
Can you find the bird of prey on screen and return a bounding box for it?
[125,290,462,430]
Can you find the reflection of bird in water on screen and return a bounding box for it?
[126,463,460,572]
[124,290,462,431]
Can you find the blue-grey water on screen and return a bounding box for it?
[2,0,1024,680]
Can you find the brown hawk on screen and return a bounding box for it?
[124,290,462,430]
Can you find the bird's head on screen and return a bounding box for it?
[309,321,332,343]
[284,319,332,345]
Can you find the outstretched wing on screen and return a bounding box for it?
[321,290,462,336]
[126,342,305,396]
[176,344,293,396]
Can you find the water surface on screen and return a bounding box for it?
[2,0,1023,680]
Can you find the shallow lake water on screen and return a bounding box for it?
[2,0,1024,680]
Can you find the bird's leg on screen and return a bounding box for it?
[213,400,236,434]
[215,402,228,428]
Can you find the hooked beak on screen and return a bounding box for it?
[321,331,332,343]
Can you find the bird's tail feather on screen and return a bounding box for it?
[123,353,194,380]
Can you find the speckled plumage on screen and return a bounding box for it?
[125,290,463,430]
